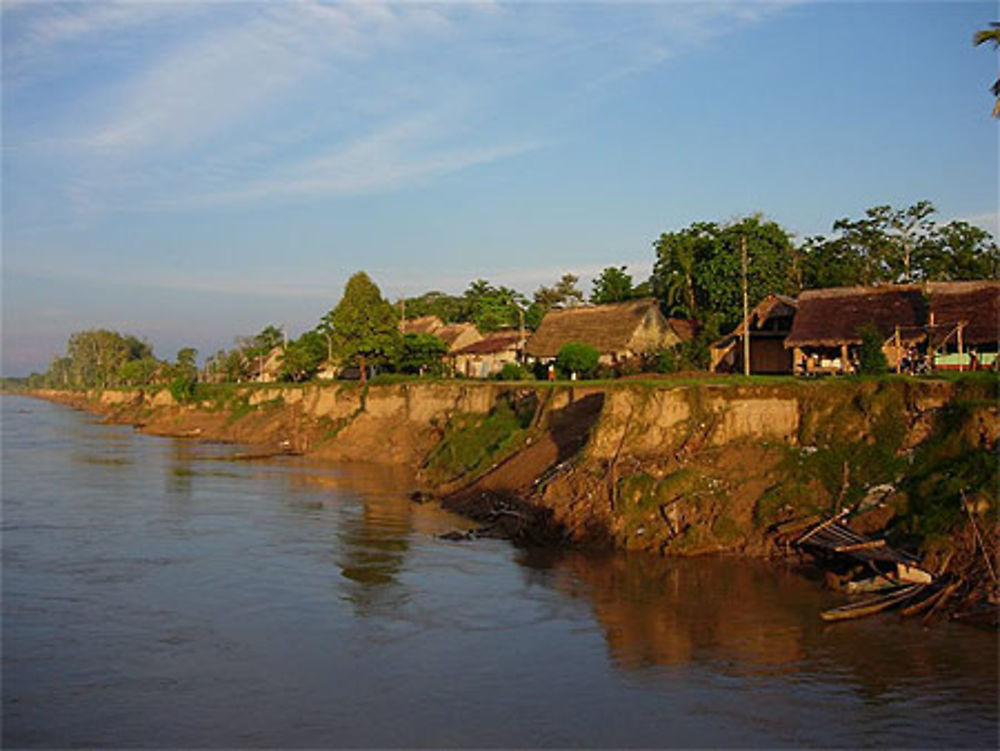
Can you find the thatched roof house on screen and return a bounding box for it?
[525,298,681,363]
[451,331,523,378]
[434,322,483,353]
[784,281,1000,373]
[401,315,445,336]
[785,286,927,350]
[711,294,797,374]
[400,315,483,353]
[785,282,999,349]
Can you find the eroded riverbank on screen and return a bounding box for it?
[19,377,998,563]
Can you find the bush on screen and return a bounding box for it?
[556,342,600,379]
[496,362,532,381]
[654,348,680,374]
[168,376,196,403]
[856,322,888,375]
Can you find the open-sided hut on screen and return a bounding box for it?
[784,281,1000,373]
[710,294,797,374]
[451,331,523,378]
[925,281,1000,369]
[525,298,681,366]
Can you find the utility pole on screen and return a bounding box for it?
[742,235,750,377]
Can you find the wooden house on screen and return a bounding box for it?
[434,322,483,353]
[525,298,683,366]
[249,346,284,383]
[451,332,524,378]
[710,295,797,374]
[784,281,1000,373]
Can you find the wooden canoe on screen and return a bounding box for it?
[820,584,926,622]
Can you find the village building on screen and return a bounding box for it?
[400,315,445,336]
[525,298,687,366]
[432,322,484,353]
[400,315,483,353]
[784,281,1000,374]
[710,294,798,374]
[249,346,284,383]
[450,331,524,378]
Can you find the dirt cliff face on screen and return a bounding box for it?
[27,375,998,558]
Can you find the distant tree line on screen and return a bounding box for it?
[24,199,999,386]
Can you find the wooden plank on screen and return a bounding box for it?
[796,509,850,545]
[834,539,887,553]
[821,584,925,622]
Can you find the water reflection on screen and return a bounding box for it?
[526,550,812,672]
[524,548,998,736]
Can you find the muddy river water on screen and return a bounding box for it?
[2,395,997,748]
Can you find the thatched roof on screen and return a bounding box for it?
[435,322,482,350]
[401,315,444,335]
[667,318,702,343]
[926,281,1000,347]
[713,294,797,347]
[452,332,522,356]
[525,298,666,358]
[784,282,999,348]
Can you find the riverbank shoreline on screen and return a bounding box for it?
[9,379,998,624]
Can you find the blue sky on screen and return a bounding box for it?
[3,1,997,375]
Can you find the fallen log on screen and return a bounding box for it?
[821,584,925,622]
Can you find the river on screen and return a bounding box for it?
[2,394,996,748]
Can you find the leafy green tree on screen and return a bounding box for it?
[327,272,401,384]
[856,323,889,375]
[652,223,714,317]
[918,221,1000,280]
[556,341,600,379]
[653,216,794,332]
[401,291,467,323]
[119,357,158,386]
[462,279,526,331]
[280,330,327,382]
[396,333,448,375]
[590,266,636,304]
[535,273,584,310]
[799,235,869,289]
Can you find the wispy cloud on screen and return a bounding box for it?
[5,1,795,217]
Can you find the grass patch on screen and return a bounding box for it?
[423,396,534,484]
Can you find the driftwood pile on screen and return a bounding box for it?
[773,506,998,627]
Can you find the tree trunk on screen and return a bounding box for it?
[359,353,367,386]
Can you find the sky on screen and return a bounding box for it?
[2,0,997,375]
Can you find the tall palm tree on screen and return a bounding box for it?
[974,22,1000,117]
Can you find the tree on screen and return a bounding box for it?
[280,330,327,382]
[590,266,636,304]
[652,223,714,317]
[396,333,448,375]
[462,279,526,331]
[973,22,1000,117]
[856,323,889,375]
[652,216,794,332]
[534,273,584,310]
[831,201,936,284]
[918,221,1000,280]
[327,272,401,385]
[556,341,600,379]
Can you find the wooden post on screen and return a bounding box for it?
[895,326,903,373]
[840,344,849,374]
[793,347,803,375]
[742,235,750,376]
[957,322,964,372]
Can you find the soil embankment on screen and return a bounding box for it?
[22,376,998,566]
